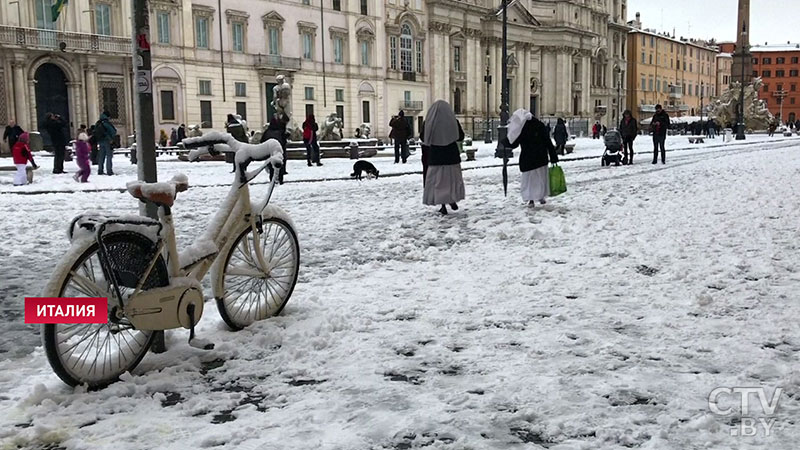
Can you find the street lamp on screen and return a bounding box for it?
[484,49,492,143]
[735,22,747,140]
[494,0,512,159]
[700,81,704,124]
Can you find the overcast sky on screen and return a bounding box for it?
[627,0,799,46]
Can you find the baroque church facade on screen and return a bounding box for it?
[0,0,626,152]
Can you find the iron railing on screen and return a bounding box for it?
[399,100,423,111]
[255,54,302,71]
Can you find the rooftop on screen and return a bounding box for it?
[750,43,800,52]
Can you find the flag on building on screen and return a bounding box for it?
[51,0,68,22]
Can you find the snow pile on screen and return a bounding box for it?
[178,239,219,269]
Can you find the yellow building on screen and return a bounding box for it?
[626,15,718,122]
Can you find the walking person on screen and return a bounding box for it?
[177,123,187,142]
[3,119,24,152]
[303,114,322,166]
[650,104,670,164]
[619,110,638,165]
[170,127,178,146]
[94,111,117,175]
[88,125,98,165]
[11,132,37,186]
[261,115,290,183]
[72,132,91,183]
[503,109,559,207]
[43,112,68,174]
[553,118,569,156]
[389,110,411,164]
[422,100,465,215]
[225,114,248,171]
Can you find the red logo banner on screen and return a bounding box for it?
[25,298,108,324]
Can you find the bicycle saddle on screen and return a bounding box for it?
[126,174,189,207]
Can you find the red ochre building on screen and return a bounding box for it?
[720,41,800,125]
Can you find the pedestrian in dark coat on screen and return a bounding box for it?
[88,125,98,165]
[170,128,178,146]
[262,115,290,183]
[389,110,411,163]
[3,119,24,152]
[177,124,187,142]
[618,110,638,164]
[650,104,670,164]
[43,112,68,174]
[553,118,569,156]
[503,109,559,206]
[303,114,322,166]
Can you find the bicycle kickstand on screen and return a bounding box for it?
[186,303,215,350]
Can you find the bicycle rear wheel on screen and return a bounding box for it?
[42,231,169,388]
[216,218,300,330]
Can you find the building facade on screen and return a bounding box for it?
[716,52,733,97]
[750,43,800,124]
[1,0,628,154]
[626,15,718,121]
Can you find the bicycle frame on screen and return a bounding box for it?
[127,162,280,311]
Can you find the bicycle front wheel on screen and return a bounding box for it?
[42,231,169,388]
[217,218,300,330]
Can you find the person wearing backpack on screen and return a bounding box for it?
[95,111,117,175]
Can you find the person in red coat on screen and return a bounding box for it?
[11,132,37,186]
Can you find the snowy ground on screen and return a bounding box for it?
[1,135,799,449]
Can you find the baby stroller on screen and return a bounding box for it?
[601,129,623,166]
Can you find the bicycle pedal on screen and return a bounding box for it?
[189,338,215,350]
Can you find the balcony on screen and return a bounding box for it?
[0,25,130,55]
[450,70,466,82]
[399,100,423,111]
[255,54,302,71]
[402,71,416,82]
[594,105,608,115]
[572,82,582,92]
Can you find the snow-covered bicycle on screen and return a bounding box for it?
[41,133,300,388]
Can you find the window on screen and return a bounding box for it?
[336,105,344,128]
[763,84,769,92]
[302,0,310,5]
[157,12,170,44]
[650,36,654,47]
[195,17,209,49]
[776,70,785,77]
[454,87,462,114]
[268,27,280,55]
[102,87,119,119]
[400,24,413,72]
[649,54,652,64]
[763,57,772,64]
[333,36,343,64]
[777,57,785,64]
[777,84,783,91]
[641,52,645,63]
[235,82,246,97]
[160,91,175,121]
[763,70,771,78]
[200,101,212,128]
[335,88,344,102]
[96,3,112,36]
[305,104,314,117]
[333,0,341,10]
[641,35,645,47]
[791,70,799,77]
[641,76,645,91]
[360,41,370,66]
[362,100,370,122]
[792,57,799,64]
[35,0,56,30]
[792,84,797,92]
[304,86,314,100]
[792,97,796,105]
[302,33,313,60]
[360,0,367,15]
[389,36,397,70]
[648,78,653,91]
[656,79,661,92]
[235,102,247,120]
[415,40,423,73]
[454,46,461,71]
[232,22,244,52]
[695,84,699,96]
[199,80,212,95]
[404,91,411,102]
[752,58,758,64]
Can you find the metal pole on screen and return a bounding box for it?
[132,0,164,352]
[217,0,226,102]
[320,0,327,108]
[494,0,511,158]
[484,49,492,143]
[735,23,747,140]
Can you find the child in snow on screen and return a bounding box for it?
[73,132,91,183]
[11,132,37,186]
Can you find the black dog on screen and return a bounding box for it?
[351,160,380,180]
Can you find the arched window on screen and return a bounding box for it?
[400,24,413,72]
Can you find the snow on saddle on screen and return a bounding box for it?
[126,174,189,207]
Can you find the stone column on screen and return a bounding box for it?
[430,33,440,101]
[67,82,82,133]
[12,61,28,129]
[442,33,450,104]
[515,49,524,110]
[28,78,37,130]
[85,66,99,125]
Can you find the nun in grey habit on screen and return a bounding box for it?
[422,100,465,215]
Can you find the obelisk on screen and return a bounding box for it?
[731,0,752,84]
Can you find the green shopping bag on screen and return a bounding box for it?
[549,164,567,196]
